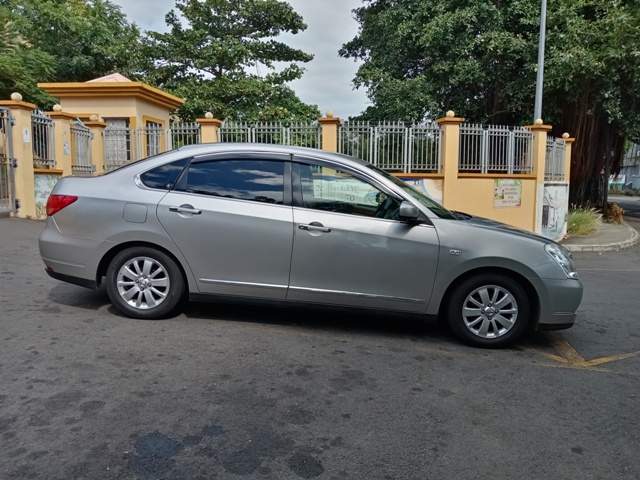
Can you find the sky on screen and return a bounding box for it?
[112,0,370,118]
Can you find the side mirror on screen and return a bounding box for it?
[398,201,420,222]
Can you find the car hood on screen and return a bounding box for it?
[452,211,553,244]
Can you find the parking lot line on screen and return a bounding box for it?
[542,333,640,370]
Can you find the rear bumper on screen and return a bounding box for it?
[39,218,98,284]
[45,267,96,289]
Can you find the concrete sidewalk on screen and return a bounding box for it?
[562,219,639,252]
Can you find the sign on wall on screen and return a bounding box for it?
[494,179,522,208]
[34,173,61,218]
[542,183,569,241]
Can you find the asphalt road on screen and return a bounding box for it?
[1,218,639,480]
[610,195,640,219]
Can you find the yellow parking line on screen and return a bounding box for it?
[543,333,640,369]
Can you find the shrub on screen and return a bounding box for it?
[568,208,601,236]
[606,202,624,224]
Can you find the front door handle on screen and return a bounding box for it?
[169,204,202,215]
[298,222,331,233]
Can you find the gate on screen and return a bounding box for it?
[0,108,15,214]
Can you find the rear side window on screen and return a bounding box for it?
[178,159,285,204]
[140,158,188,190]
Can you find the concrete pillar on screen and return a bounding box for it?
[196,113,222,143]
[562,132,575,182]
[0,95,37,218]
[436,111,464,209]
[47,106,75,176]
[526,120,552,234]
[86,116,106,175]
[319,113,341,152]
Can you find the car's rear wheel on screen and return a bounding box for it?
[446,273,531,347]
[106,246,185,319]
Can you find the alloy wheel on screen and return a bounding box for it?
[461,285,518,339]
[116,256,171,310]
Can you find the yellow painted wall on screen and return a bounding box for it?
[57,97,138,119]
[134,98,171,127]
[444,177,536,231]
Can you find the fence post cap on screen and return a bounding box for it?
[196,116,222,127]
[525,122,552,132]
[319,114,341,125]
[562,132,576,143]
[10,92,22,101]
[85,117,107,128]
[204,111,214,119]
[52,104,63,112]
[0,98,36,111]
[436,114,464,125]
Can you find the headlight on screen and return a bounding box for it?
[545,243,578,278]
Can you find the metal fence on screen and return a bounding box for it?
[103,123,202,171]
[338,121,442,173]
[31,110,55,168]
[459,124,533,174]
[0,108,14,213]
[170,122,201,148]
[545,137,566,181]
[219,121,321,149]
[70,119,94,176]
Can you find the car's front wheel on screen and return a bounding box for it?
[447,273,531,347]
[106,246,185,319]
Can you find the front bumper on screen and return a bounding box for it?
[536,277,583,329]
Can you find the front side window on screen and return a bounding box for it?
[140,158,188,190]
[179,159,285,204]
[296,163,401,219]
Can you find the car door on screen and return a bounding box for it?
[287,160,439,313]
[157,153,293,300]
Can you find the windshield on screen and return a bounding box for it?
[363,164,456,219]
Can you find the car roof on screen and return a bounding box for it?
[176,142,369,169]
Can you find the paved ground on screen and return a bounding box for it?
[610,195,640,219]
[1,218,639,480]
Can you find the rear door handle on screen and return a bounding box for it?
[298,222,331,233]
[169,204,202,215]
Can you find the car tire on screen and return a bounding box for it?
[106,246,185,319]
[446,273,531,348]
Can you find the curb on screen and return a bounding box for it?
[563,223,639,252]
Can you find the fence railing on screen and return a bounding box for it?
[31,110,55,168]
[219,121,321,149]
[170,122,201,149]
[0,108,13,212]
[103,122,202,171]
[338,121,441,173]
[70,119,93,176]
[459,124,533,174]
[545,138,566,181]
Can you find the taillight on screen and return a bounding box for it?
[46,194,78,216]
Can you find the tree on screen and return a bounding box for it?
[340,0,640,205]
[0,6,54,104]
[142,0,320,121]
[0,0,143,104]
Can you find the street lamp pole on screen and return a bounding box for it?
[534,0,547,122]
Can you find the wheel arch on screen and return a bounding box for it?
[437,266,540,328]
[96,241,193,293]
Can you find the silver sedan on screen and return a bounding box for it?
[39,144,583,347]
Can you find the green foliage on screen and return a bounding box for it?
[340,0,640,204]
[341,0,640,127]
[567,207,600,236]
[142,0,320,121]
[0,0,143,105]
[0,7,54,104]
